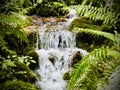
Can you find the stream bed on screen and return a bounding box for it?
[34,9,87,90]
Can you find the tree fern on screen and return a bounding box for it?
[69,5,119,26]
[73,27,119,44]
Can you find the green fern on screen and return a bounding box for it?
[0,13,30,42]
[105,65,120,90]
[0,13,29,56]
[69,5,119,26]
[0,13,30,27]
[0,35,15,56]
[73,27,119,44]
[68,47,108,90]
[68,46,120,90]
[96,57,120,90]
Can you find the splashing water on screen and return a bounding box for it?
[35,9,87,90]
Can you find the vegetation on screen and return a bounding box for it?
[0,1,37,89]
[0,79,36,90]
[0,55,36,89]
[67,0,120,90]
[0,0,120,90]
[68,46,120,90]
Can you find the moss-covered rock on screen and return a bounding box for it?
[69,16,101,30]
[75,31,113,51]
[70,16,114,51]
[63,72,71,80]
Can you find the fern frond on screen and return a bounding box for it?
[73,27,118,44]
[69,5,119,26]
[68,46,120,90]
[0,13,30,27]
[68,47,108,90]
[105,65,120,90]
[0,13,29,43]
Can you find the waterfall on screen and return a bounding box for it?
[35,9,87,90]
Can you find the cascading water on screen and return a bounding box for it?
[35,9,87,90]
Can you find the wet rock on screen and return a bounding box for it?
[49,57,55,65]
[71,51,82,66]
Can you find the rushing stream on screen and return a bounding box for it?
[35,10,87,90]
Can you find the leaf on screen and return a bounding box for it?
[30,60,36,63]
[74,27,117,43]
[26,62,30,66]
[2,63,8,70]
[69,5,119,26]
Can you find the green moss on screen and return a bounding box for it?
[0,79,36,90]
[75,31,113,52]
[63,72,71,80]
[69,16,101,30]
[70,16,114,51]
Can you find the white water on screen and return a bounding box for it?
[35,9,87,90]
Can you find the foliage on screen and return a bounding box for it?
[105,0,120,13]
[0,13,30,27]
[68,1,120,89]
[81,0,106,7]
[70,16,117,33]
[69,16,102,30]
[104,65,120,90]
[74,27,119,44]
[73,27,118,51]
[0,13,31,56]
[23,47,39,69]
[68,46,120,90]
[0,55,36,83]
[0,16,37,87]
[69,5,120,27]
[0,0,33,13]
[34,2,68,16]
[0,79,36,90]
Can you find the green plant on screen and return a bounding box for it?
[68,46,120,90]
[69,5,119,27]
[0,79,36,90]
[104,65,120,90]
[69,17,101,30]
[35,2,68,16]
[0,0,33,13]
[81,0,106,7]
[0,55,36,83]
[0,13,30,56]
[74,27,118,43]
